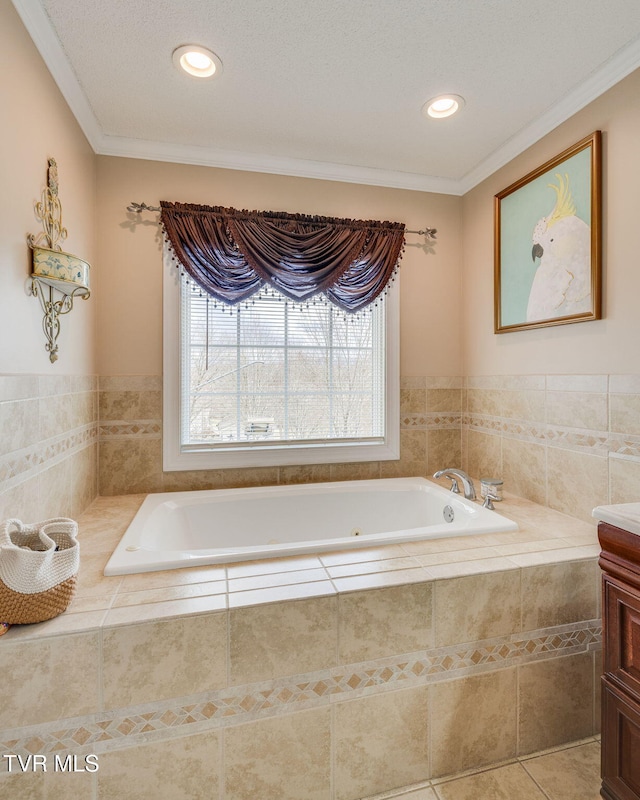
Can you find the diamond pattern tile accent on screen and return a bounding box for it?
[0,621,601,758]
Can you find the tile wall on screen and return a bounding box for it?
[0,374,98,522]
[97,376,462,495]
[0,556,600,799]
[464,374,640,522]
[97,373,640,526]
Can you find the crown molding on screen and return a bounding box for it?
[13,0,640,197]
[96,134,463,194]
[458,35,640,194]
[12,0,103,148]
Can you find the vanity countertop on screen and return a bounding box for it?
[593,503,640,537]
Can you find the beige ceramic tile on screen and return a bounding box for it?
[547,447,608,523]
[119,563,226,591]
[609,455,640,504]
[229,596,337,684]
[224,706,331,800]
[49,769,96,799]
[278,463,333,485]
[0,632,100,728]
[112,578,227,607]
[521,561,598,630]
[400,430,429,463]
[427,389,462,413]
[466,430,501,483]
[0,373,39,402]
[546,375,608,393]
[97,731,219,800]
[319,545,408,566]
[338,583,433,663]
[434,570,521,647]
[415,546,502,568]
[466,388,501,417]
[434,762,547,799]
[610,393,640,435]
[69,443,99,519]
[103,592,227,625]
[38,459,73,521]
[522,741,601,799]
[227,555,323,578]
[334,687,429,800]
[430,668,517,777]
[546,391,608,431]
[518,652,594,755]
[401,381,427,414]
[361,786,437,800]
[427,429,462,477]
[98,439,163,496]
[502,390,545,423]
[0,770,95,798]
[228,567,328,592]
[0,773,43,797]
[332,567,431,593]
[160,468,226,492]
[99,375,161,392]
[98,389,162,421]
[501,438,546,506]
[0,398,40,457]
[327,556,422,578]
[220,467,280,488]
[330,462,382,481]
[38,394,74,442]
[424,556,519,580]
[102,611,227,708]
[74,552,121,598]
[227,579,336,608]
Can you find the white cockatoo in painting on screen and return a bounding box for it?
[526,173,591,322]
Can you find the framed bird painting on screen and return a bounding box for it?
[494,131,602,333]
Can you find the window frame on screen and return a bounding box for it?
[162,247,400,471]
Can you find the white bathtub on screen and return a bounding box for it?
[104,477,518,575]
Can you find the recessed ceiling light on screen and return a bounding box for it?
[172,45,223,79]
[422,94,465,119]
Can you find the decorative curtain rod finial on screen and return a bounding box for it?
[127,201,161,213]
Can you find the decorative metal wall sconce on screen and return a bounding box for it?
[27,158,91,363]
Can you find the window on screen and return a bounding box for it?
[163,247,399,470]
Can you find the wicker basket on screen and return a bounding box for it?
[0,518,80,624]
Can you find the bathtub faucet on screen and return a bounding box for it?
[433,468,477,501]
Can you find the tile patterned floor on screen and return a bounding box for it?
[363,738,601,800]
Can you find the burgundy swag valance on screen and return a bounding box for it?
[160,201,406,312]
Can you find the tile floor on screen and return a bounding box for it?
[363,737,601,800]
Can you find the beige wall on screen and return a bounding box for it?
[95,157,463,378]
[461,68,640,376]
[0,1,97,375]
[0,2,98,522]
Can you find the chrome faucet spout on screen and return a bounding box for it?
[433,468,477,501]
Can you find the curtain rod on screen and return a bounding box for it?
[126,202,437,238]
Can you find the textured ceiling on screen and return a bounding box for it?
[14,0,640,193]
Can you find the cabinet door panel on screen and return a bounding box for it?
[602,680,640,800]
[604,577,640,695]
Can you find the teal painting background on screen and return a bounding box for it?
[499,147,591,326]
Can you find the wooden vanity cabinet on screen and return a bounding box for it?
[599,521,640,800]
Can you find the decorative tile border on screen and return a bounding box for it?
[99,421,162,439]
[402,413,461,430]
[0,424,97,493]
[0,620,601,757]
[465,413,640,459]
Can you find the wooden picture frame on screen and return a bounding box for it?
[494,131,602,333]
